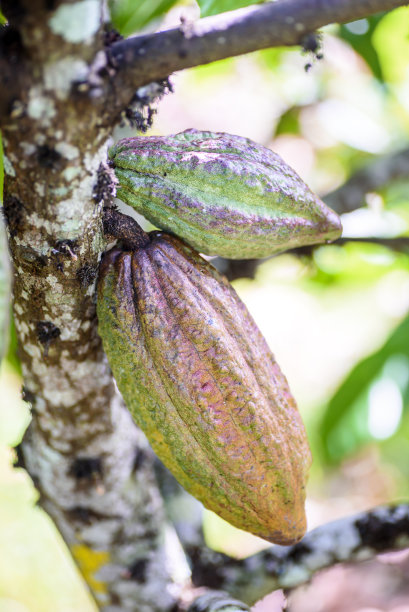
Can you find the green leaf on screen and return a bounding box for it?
[0,130,3,204]
[372,6,409,84]
[274,106,301,136]
[4,316,21,375]
[108,0,180,36]
[319,313,409,465]
[0,10,6,25]
[197,0,264,18]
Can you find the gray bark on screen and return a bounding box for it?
[325,148,409,214]
[186,504,409,605]
[0,1,188,609]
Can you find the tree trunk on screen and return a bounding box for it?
[0,1,189,609]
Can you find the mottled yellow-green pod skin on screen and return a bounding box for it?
[109,129,342,259]
[97,232,311,544]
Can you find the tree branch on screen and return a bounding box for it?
[325,148,409,215]
[336,237,409,251]
[188,504,409,605]
[105,0,406,117]
[212,236,409,282]
[290,236,409,257]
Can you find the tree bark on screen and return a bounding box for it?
[0,1,189,610]
[186,504,409,605]
[325,148,409,214]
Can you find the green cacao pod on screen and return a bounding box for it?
[97,230,311,544]
[109,129,342,259]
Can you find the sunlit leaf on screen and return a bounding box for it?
[108,0,179,37]
[4,317,21,375]
[274,106,301,136]
[188,55,236,84]
[372,6,409,84]
[197,0,264,18]
[257,47,287,71]
[319,313,409,465]
[310,242,409,286]
[0,130,3,204]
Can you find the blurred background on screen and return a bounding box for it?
[1,1,409,610]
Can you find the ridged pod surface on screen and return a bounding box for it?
[109,129,342,259]
[97,232,312,544]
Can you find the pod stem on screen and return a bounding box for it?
[103,207,150,251]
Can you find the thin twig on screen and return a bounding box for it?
[325,148,409,215]
[336,236,409,250]
[291,236,409,257]
[213,236,409,281]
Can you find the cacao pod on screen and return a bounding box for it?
[109,129,342,259]
[97,231,311,544]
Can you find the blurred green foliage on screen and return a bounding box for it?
[4,319,21,375]
[372,8,409,84]
[108,0,266,34]
[320,311,409,465]
[308,240,409,474]
[0,130,3,203]
[108,0,180,36]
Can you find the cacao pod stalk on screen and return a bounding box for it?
[97,229,311,544]
[109,129,342,259]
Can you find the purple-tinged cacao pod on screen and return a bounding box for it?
[97,232,311,544]
[109,129,341,259]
